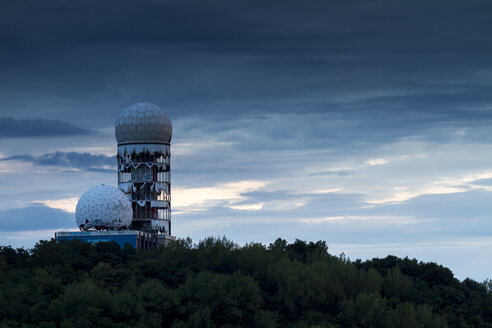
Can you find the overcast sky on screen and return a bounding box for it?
[1,0,492,281]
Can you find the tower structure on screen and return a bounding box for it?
[115,102,172,235]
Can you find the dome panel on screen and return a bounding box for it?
[150,130,159,140]
[75,185,132,231]
[115,102,172,145]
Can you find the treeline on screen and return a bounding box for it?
[0,237,491,328]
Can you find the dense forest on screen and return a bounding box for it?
[0,237,491,328]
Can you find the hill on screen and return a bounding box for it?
[0,237,491,327]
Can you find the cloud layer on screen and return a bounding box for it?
[0,205,74,232]
[1,152,115,172]
[0,117,91,137]
[0,0,492,281]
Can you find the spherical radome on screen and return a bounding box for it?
[75,185,132,231]
[115,102,172,145]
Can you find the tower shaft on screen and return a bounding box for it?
[117,144,171,234]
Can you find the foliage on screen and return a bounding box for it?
[0,237,490,327]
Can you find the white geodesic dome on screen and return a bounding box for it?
[115,102,172,145]
[75,185,133,231]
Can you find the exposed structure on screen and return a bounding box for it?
[75,185,132,231]
[115,102,173,235]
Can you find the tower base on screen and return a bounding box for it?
[55,231,176,250]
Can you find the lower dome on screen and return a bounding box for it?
[75,185,132,231]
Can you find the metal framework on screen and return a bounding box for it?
[117,144,171,234]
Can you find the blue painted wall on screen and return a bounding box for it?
[57,234,137,248]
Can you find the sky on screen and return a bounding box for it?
[0,0,491,281]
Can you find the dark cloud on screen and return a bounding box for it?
[1,0,492,127]
[0,205,74,231]
[1,152,115,171]
[0,117,91,138]
[2,0,491,54]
